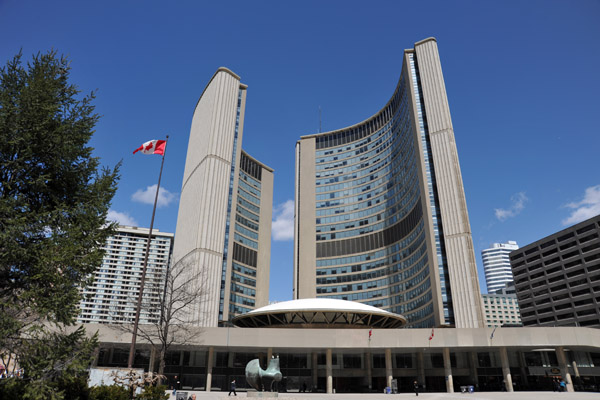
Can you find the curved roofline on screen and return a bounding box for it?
[415,37,437,46]
[193,67,246,114]
[299,70,402,140]
[244,307,399,320]
[216,66,241,80]
[241,149,274,173]
[299,37,434,141]
[248,298,396,314]
[231,298,407,329]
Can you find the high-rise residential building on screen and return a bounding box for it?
[294,38,484,328]
[77,226,173,324]
[172,68,273,327]
[511,214,600,328]
[481,292,522,328]
[482,241,519,293]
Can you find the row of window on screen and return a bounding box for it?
[316,221,424,267]
[315,128,408,187]
[316,169,419,223]
[238,177,261,198]
[316,184,419,239]
[316,237,427,284]
[237,186,260,206]
[234,232,257,249]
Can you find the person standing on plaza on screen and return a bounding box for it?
[413,380,419,396]
[229,379,237,396]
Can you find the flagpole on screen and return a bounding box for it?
[127,135,169,369]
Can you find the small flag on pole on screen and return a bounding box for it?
[429,327,434,341]
[133,140,166,155]
[369,329,372,340]
[490,326,498,340]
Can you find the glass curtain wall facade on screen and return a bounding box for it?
[294,38,484,328]
[172,68,273,327]
[226,151,273,319]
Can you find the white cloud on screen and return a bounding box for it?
[562,185,600,226]
[272,199,294,241]
[132,184,177,208]
[107,209,138,226]
[494,192,528,221]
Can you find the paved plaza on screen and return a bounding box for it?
[169,392,599,400]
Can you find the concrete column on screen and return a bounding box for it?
[326,349,333,394]
[499,347,513,392]
[443,348,454,393]
[572,360,580,378]
[228,351,234,368]
[417,351,425,386]
[205,347,214,392]
[365,352,372,389]
[385,348,393,388]
[312,352,318,391]
[555,347,574,392]
[469,352,479,386]
[267,348,273,362]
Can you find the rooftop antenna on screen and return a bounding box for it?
[319,106,322,133]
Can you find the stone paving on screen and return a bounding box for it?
[167,391,599,400]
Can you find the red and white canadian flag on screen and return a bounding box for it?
[133,140,166,155]
[429,327,434,341]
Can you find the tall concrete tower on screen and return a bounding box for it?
[173,68,273,327]
[294,38,484,328]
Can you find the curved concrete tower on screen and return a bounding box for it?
[173,68,273,327]
[294,38,484,328]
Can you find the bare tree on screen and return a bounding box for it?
[113,257,206,383]
[110,369,166,398]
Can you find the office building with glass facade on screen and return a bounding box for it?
[482,241,519,293]
[294,38,484,328]
[172,68,273,327]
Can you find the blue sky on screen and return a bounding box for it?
[2,0,599,299]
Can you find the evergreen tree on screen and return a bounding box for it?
[0,50,120,399]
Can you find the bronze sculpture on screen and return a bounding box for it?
[245,355,283,391]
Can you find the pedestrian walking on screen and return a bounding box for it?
[413,380,419,396]
[229,379,237,396]
[559,379,566,392]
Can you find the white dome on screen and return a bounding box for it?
[249,298,396,315]
[232,298,406,329]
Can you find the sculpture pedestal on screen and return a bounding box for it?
[246,390,278,398]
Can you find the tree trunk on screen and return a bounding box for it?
[158,323,169,386]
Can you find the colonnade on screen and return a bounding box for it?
[201,346,573,394]
[94,345,576,393]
